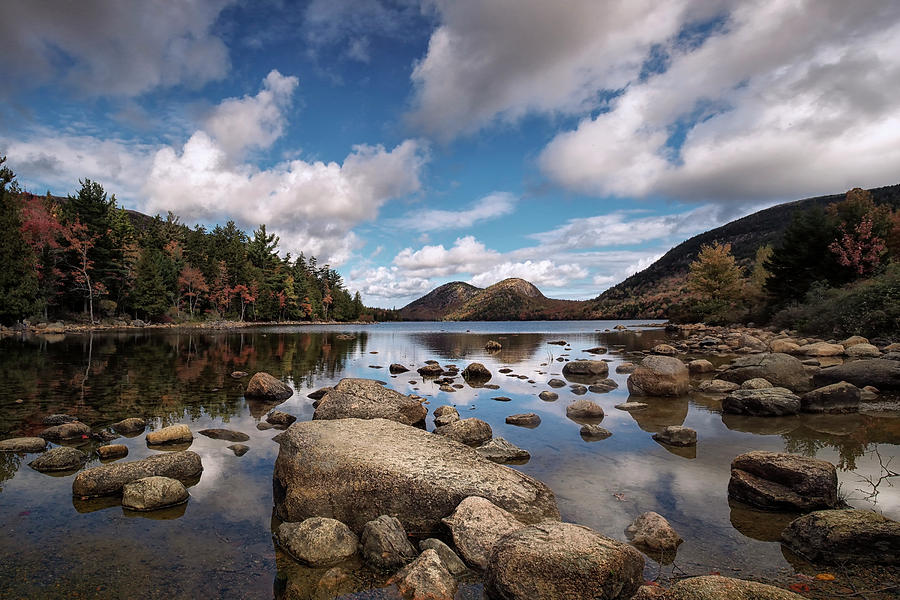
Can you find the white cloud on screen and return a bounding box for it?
[347,266,433,301]
[470,260,587,289]
[389,191,516,232]
[393,235,499,277]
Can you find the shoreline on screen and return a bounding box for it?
[0,319,379,336]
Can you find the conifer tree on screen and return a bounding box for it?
[0,157,38,324]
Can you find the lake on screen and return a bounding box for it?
[1,321,898,599]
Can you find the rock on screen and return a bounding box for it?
[443,496,527,570]
[565,399,604,420]
[492,396,512,402]
[741,378,773,389]
[0,437,47,452]
[433,405,460,427]
[728,451,837,511]
[419,538,468,576]
[387,548,458,600]
[97,444,128,460]
[689,359,715,374]
[698,379,740,393]
[361,515,418,571]
[580,425,612,440]
[461,362,492,384]
[146,424,193,446]
[651,344,677,355]
[627,355,689,396]
[722,388,801,416]
[40,421,91,441]
[562,360,609,383]
[275,517,359,567]
[616,362,636,374]
[121,476,189,511]
[718,353,811,392]
[227,443,249,456]
[538,391,558,401]
[846,343,880,358]
[614,402,648,411]
[813,359,900,390]
[266,411,297,427]
[198,428,250,442]
[664,575,805,599]
[841,335,869,347]
[781,509,900,564]
[584,347,607,354]
[273,419,558,535]
[801,381,861,413]
[484,340,502,351]
[570,384,588,395]
[314,378,427,426]
[434,418,492,446]
[625,511,683,552]
[307,387,333,400]
[614,324,628,330]
[230,371,248,378]
[439,385,456,393]
[476,438,530,463]
[631,584,667,600]
[485,521,644,600]
[770,339,801,354]
[245,372,294,400]
[418,364,444,377]
[505,413,541,427]
[28,446,88,472]
[72,451,203,498]
[389,364,410,374]
[131,319,146,327]
[43,414,78,426]
[652,426,697,447]
[800,342,845,356]
[547,378,566,388]
[92,430,118,443]
[112,418,146,434]
[588,379,618,393]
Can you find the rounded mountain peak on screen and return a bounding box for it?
[488,278,544,298]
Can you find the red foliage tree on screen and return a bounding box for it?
[62,219,106,322]
[231,284,255,321]
[829,217,887,276]
[209,261,232,318]
[178,264,208,317]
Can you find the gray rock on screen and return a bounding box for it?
[266,410,297,427]
[665,576,805,599]
[801,381,861,413]
[627,356,689,396]
[485,521,644,600]
[228,444,249,456]
[538,391,558,401]
[562,360,610,383]
[72,450,203,498]
[389,364,410,374]
[122,476,189,511]
[505,413,541,427]
[652,426,697,447]
[547,378,566,388]
[475,438,530,463]
[307,387,332,400]
[741,377,773,389]
[419,538,468,576]
[43,414,78,426]
[443,496,526,570]
[146,424,193,446]
[845,343,880,358]
[813,359,900,390]
[614,402,647,411]
[245,372,294,400]
[615,362,636,374]
[28,446,88,472]
[781,509,900,564]
[718,353,811,392]
[387,548,458,600]
[580,425,612,440]
[688,359,715,374]
[275,517,359,567]
[434,418,492,446]
[588,379,618,393]
[433,405,460,427]
[722,388,801,416]
[625,511,683,552]
[40,421,91,441]
[0,437,47,452]
[584,347,607,355]
[698,379,740,394]
[314,378,427,426]
[198,428,250,442]
[361,515,417,571]
[462,362,492,384]
[112,418,146,434]
[566,399,604,420]
[418,364,444,377]
[272,418,559,535]
[97,444,128,460]
[728,451,837,512]
[570,384,588,395]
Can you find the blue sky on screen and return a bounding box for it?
[3,1,900,308]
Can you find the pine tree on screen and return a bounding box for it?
[130,249,170,320]
[0,157,38,324]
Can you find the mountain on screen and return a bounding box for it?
[400,278,588,321]
[587,183,900,319]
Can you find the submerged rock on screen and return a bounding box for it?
[245,372,293,400]
[275,517,359,567]
[228,443,249,456]
[443,496,526,570]
[314,378,427,426]
[615,362,636,374]
[580,425,612,440]
[434,418,492,446]
[627,356,689,396]
[475,438,530,463]
[389,364,410,374]
[122,476,189,511]
[688,359,715,374]
[43,414,78,426]
[625,511,683,552]
[266,411,297,427]
[505,413,541,427]
[146,424,193,446]
[562,360,610,383]
[387,548,457,600]
[418,364,444,377]
[307,387,332,400]
[547,378,566,388]
[665,575,805,599]
[28,446,88,472]
[112,418,146,434]
[722,388,801,417]
[652,426,697,447]
[588,379,618,393]
[272,418,559,535]
[781,509,900,564]
[361,514,417,571]
[728,451,837,512]
[0,437,47,453]
[198,428,250,442]
[538,391,558,401]
[72,450,203,498]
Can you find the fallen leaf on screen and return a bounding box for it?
[815,573,835,581]
[789,583,810,592]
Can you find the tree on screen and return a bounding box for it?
[0,157,38,324]
[209,261,232,318]
[20,194,66,318]
[62,219,105,323]
[829,217,886,276]
[178,264,208,318]
[688,242,744,300]
[130,248,169,320]
[231,284,255,321]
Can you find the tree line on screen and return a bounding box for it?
[0,156,395,325]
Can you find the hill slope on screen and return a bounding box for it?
[398,281,482,320]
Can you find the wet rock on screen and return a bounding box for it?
[97,444,128,460]
[505,413,541,427]
[43,414,78,426]
[198,428,250,442]
[492,396,512,402]
[418,364,444,377]
[433,405,460,427]
[476,438,530,463]
[631,584,667,600]
[580,425,612,440]
[439,385,456,393]
[462,362,492,384]
[122,476,189,511]
[275,517,359,567]
[800,342,844,356]
[539,391,559,401]
[272,418,559,534]
[443,496,526,570]
[419,538,468,576]
[313,378,427,426]
[570,384,588,395]
[813,358,900,390]
[266,411,297,427]
[485,521,644,600]
[588,379,618,393]
[801,381,861,413]
[781,509,900,564]
[652,426,697,447]
[230,371,248,379]
[547,378,566,388]
[651,343,677,355]
[29,446,88,472]
[389,364,410,374]
[566,399,604,420]
[484,340,502,351]
[846,343,880,358]
[146,424,193,446]
[718,353,812,392]
[387,548,458,600]
[307,387,332,400]
[616,362,636,374]
[361,514,418,571]
[434,418,492,446]
[728,451,837,512]
[92,430,118,443]
[627,356,689,396]
[0,437,47,452]
[688,359,715,374]
[584,347,607,355]
[40,421,91,441]
[562,360,609,383]
[245,371,294,400]
[614,402,647,411]
[72,450,203,498]
[228,444,249,456]
[698,379,740,394]
[665,575,805,599]
[625,511,683,552]
[741,378,773,389]
[112,418,146,434]
[722,388,801,416]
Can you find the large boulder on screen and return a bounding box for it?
[801,381,861,413]
[728,451,837,512]
[433,418,492,446]
[799,342,844,356]
[845,343,880,358]
[28,446,87,472]
[313,378,427,427]
[272,418,559,535]
[121,476,189,511]
[722,388,801,417]
[245,372,294,400]
[718,353,811,392]
[361,515,418,571]
[561,360,609,383]
[781,509,900,564]
[275,517,359,567]
[443,496,527,570]
[813,359,900,390]
[485,521,644,600]
[625,511,683,552]
[627,356,689,396]
[386,548,458,600]
[462,362,492,384]
[72,451,203,498]
[664,575,805,599]
[0,437,47,452]
[146,424,193,446]
[40,421,91,441]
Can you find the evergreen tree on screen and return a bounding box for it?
[0,157,38,324]
[130,249,170,320]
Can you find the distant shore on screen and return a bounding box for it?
[0,319,378,336]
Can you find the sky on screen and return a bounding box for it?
[3,0,900,308]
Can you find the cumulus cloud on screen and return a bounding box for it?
[470,260,587,289]
[389,191,516,232]
[393,235,499,277]
[303,0,423,62]
[346,266,433,301]
[1,0,232,98]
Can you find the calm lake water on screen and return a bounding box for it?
[1,321,898,599]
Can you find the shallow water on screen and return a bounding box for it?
[0,321,897,599]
